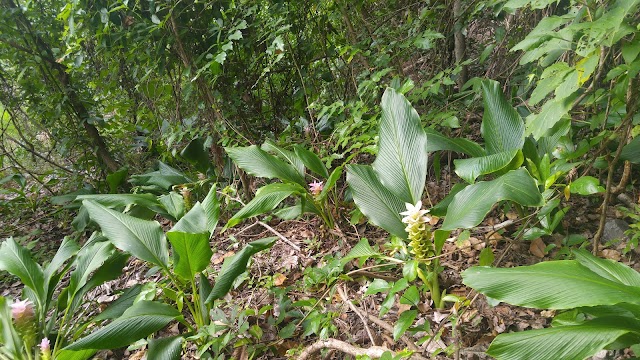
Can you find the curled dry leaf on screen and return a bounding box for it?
[529,238,546,258]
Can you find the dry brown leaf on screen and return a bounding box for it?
[486,231,503,240]
[167,322,180,335]
[128,350,146,360]
[470,237,484,251]
[529,238,546,258]
[506,212,519,220]
[212,251,235,265]
[273,273,287,286]
[601,249,621,261]
[397,303,412,315]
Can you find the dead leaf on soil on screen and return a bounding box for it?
[601,249,621,261]
[529,238,546,258]
[506,212,518,220]
[397,303,412,315]
[273,273,287,286]
[128,350,145,360]
[212,251,235,265]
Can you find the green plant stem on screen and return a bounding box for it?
[430,259,443,309]
[418,267,442,309]
[190,279,204,327]
[165,271,197,332]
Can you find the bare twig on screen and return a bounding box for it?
[337,285,377,346]
[297,339,389,360]
[257,220,302,252]
[593,77,638,253]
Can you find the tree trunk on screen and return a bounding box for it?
[453,0,468,89]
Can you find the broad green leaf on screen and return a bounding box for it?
[424,128,485,157]
[206,237,276,303]
[158,192,185,221]
[342,238,381,265]
[621,136,640,164]
[68,242,115,302]
[442,169,543,230]
[106,167,128,193]
[479,248,495,266]
[76,194,165,212]
[64,301,180,350]
[569,176,604,195]
[454,150,519,183]
[44,236,79,282]
[488,316,639,360]
[54,349,98,360]
[462,261,640,310]
[147,335,184,360]
[511,16,572,52]
[92,285,142,322]
[261,140,305,177]
[403,260,418,282]
[294,145,329,178]
[180,137,211,173]
[67,252,129,314]
[0,238,45,308]
[226,145,305,186]
[201,184,221,235]
[83,200,169,269]
[481,80,524,155]
[573,249,640,287]
[373,88,428,204]
[274,204,304,220]
[400,286,420,306]
[279,323,296,339]
[526,95,575,140]
[530,63,572,105]
[365,279,391,295]
[393,310,417,340]
[170,203,208,234]
[318,166,343,201]
[430,183,467,217]
[346,164,406,239]
[225,183,304,228]
[504,0,559,10]
[129,162,192,190]
[166,232,212,280]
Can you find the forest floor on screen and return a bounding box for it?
[1,170,638,360]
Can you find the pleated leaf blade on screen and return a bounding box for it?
[64,301,180,350]
[481,80,524,155]
[346,164,406,239]
[462,261,640,310]
[83,200,169,269]
[488,316,639,360]
[442,169,542,230]
[373,88,428,204]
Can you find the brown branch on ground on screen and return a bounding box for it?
[257,220,302,253]
[297,339,390,360]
